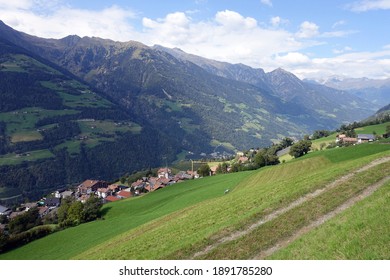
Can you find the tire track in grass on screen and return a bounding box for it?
[191,156,390,259]
[254,175,390,259]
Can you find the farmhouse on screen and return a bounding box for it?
[117,190,133,199]
[77,180,109,195]
[55,190,74,199]
[97,188,111,198]
[158,168,172,179]
[357,134,376,143]
[45,197,61,208]
[175,171,193,180]
[108,184,121,193]
[342,137,358,144]
[335,134,347,143]
[336,134,358,144]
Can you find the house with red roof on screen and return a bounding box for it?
[105,195,121,203]
[77,180,108,195]
[117,190,132,199]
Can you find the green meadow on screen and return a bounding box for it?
[269,180,390,260]
[0,171,250,259]
[1,139,388,260]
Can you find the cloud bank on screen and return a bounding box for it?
[0,0,389,79]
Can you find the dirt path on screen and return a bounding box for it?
[253,174,390,259]
[191,156,390,259]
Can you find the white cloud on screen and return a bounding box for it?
[321,30,357,38]
[1,3,389,80]
[270,16,281,27]
[275,52,311,65]
[260,0,273,7]
[0,2,137,40]
[140,10,307,66]
[0,0,34,9]
[332,20,346,29]
[333,46,353,54]
[214,10,258,29]
[270,16,289,27]
[292,49,390,79]
[347,0,390,12]
[296,21,320,38]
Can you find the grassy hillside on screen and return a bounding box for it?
[0,171,250,259]
[1,140,388,260]
[0,41,179,201]
[269,180,390,259]
[0,52,141,162]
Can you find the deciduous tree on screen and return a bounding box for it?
[289,140,312,158]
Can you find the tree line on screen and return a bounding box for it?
[0,195,103,253]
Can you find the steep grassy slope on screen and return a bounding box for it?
[1,142,388,260]
[0,171,250,259]
[81,144,388,260]
[268,180,390,259]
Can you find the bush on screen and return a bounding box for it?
[0,225,56,253]
[198,164,211,177]
[326,142,338,149]
[8,208,41,235]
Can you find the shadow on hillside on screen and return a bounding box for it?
[100,206,112,218]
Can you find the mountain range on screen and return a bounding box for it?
[306,76,390,107]
[0,20,385,200]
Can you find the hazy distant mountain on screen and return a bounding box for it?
[364,103,390,123]
[152,45,271,90]
[156,44,374,125]
[306,76,390,108]
[266,68,374,122]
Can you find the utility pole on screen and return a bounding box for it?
[190,159,194,177]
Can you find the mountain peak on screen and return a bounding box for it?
[270,67,294,76]
[59,35,82,46]
[267,68,301,82]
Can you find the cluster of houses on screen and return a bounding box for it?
[336,133,376,145]
[77,168,200,203]
[0,167,201,227]
[0,196,63,228]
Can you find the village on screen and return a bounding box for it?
[0,167,204,225]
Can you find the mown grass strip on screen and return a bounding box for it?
[190,157,390,259]
[268,183,390,260]
[196,160,390,259]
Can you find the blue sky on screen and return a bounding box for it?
[1,0,390,79]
